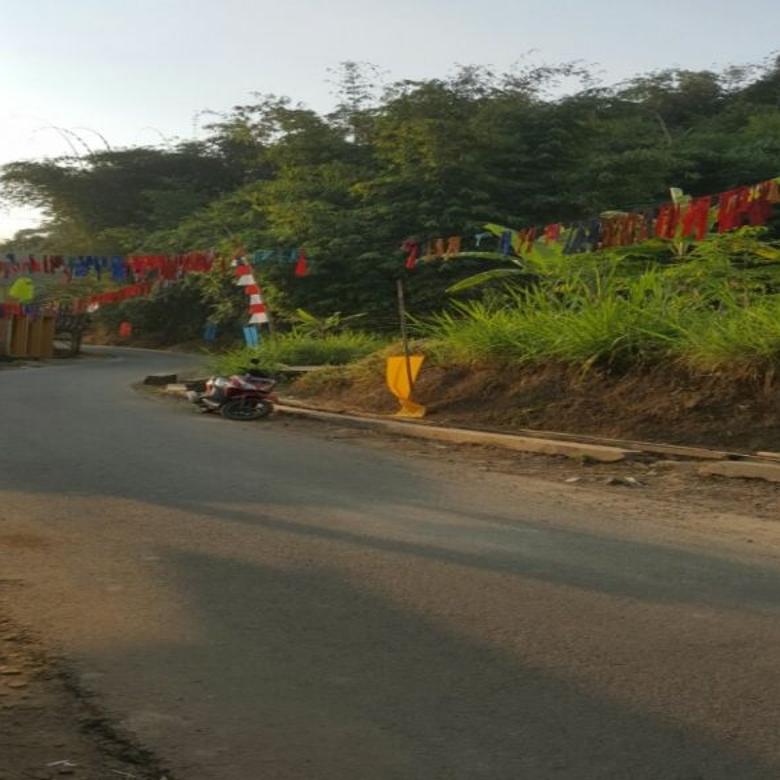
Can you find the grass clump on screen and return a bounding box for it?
[212,331,385,374]
[424,240,780,378]
[674,295,780,375]
[424,271,692,371]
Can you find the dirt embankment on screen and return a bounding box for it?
[292,361,780,454]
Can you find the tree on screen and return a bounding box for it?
[2,55,779,345]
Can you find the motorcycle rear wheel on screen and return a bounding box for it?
[220,398,272,421]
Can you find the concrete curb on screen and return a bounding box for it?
[274,404,640,463]
[278,400,742,462]
[159,384,635,461]
[163,383,190,394]
[159,383,780,478]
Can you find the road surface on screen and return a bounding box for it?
[1,347,780,779]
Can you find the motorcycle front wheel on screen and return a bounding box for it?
[220,398,272,421]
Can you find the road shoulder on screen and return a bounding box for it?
[0,606,170,780]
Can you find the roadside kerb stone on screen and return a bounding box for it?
[144,373,177,386]
[274,404,639,463]
[161,385,759,467]
[163,383,189,395]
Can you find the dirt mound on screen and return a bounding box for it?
[293,361,780,453]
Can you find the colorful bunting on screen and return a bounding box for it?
[251,247,309,268]
[401,175,780,267]
[444,236,462,258]
[8,277,35,303]
[1,244,309,320]
[0,252,216,281]
[0,247,317,282]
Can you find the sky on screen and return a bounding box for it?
[1,0,778,239]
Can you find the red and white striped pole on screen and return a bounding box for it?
[233,257,269,326]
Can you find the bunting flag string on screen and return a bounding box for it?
[1,244,310,320]
[0,301,45,319]
[84,282,154,312]
[0,247,312,281]
[0,280,155,319]
[400,175,780,268]
[251,248,301,266]
[0,251,217,282]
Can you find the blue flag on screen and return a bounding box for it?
[242,325,259,347]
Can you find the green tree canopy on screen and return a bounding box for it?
[2,56,779,338]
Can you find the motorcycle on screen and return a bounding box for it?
[186,359,278,421]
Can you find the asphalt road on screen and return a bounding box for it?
[1,347,780,779]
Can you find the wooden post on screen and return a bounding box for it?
[0,317,11,356]
[263,304,276,337]
[40,317,56,358]
[396,278,414,393]
[10,316,30,357]
[27,318,44,358]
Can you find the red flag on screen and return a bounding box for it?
[681,196,712,240]
[717,187,751,232]
[294,250,309,278]
[655,204,680,239]
[402,239,419,270]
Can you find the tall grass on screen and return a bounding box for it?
[217,231,780,380]
[212,331,385,374]
[424,265,780,376]
[675,296,780,374]
[425,271,694,371]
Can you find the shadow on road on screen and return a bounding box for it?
[94,546,780,779]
